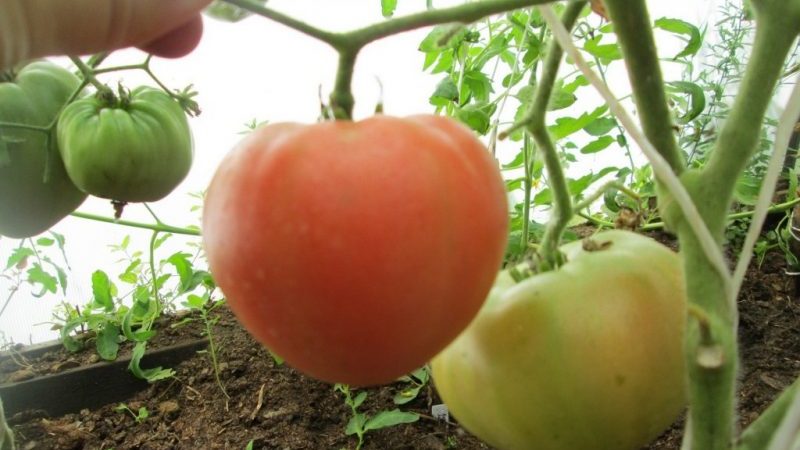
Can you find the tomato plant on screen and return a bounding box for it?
[0,61,87,238]
[57,86,193,203]
[432,230,687,450]
[202,114,509,386]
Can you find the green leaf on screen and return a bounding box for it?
[430,77,459,103]
[583,36,622,61]
[580,136,615,154]
[128,342,174,382]
[364,410,419,431]
[381,0,397,17]
[167,252,194,293]
[55,265,68,295]
[27,264,58,297]
[666,81,706,124]
[353,391,368,409]
[419,24,469,52]
[456,105,492,135]
[96,323,121,361]
[36,237,54,246]
[345,413,367,436]
[547,80,577,111]
[563,75,589,94]
[584,117,617,136]
[462,70,494,103]
[393,385,423,405]
[502,151,525,170]
[654,18,702,59]
[549,106,609,140]
[186,294,207,310]
[91,270,115,311]
[60,318,85,352]
[6,247,34,270]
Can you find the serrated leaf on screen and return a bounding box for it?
[381,0,397,17]
[364,410,419,431]
[502,151,525,170]
[654,17,702,59]
[463,70,494,103]
[27,264,58,297]
[6,247,34,270]
[91,270,114,311]
[549,106,609,140]
[580,136,615,154]
[96,324,121,360]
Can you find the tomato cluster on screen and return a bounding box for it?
[0,61,193,238]
[3,59,687,450]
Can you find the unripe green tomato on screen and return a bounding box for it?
[432,230,687,450]
[0,61,87,238]
[57,87,193,203]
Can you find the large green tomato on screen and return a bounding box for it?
[432,230,686,450]
[57,87,193,203]
[0,61,87,238]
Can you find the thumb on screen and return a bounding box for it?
[0,0,213,68]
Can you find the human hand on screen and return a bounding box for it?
[0,0,213,69]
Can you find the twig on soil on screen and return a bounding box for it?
[249,384,266,422]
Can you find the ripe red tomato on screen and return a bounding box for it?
[203,115,508,385]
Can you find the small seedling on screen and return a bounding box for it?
[115,403,149,424]
[393,366,430,405]
[334,384,419,450]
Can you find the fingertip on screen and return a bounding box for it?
[139,15,205,59]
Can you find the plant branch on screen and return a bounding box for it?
[69,56,109,95]
[225,0,567,120]
[513,1,585,269]
[69,211,200,236]
[602,0,683,174]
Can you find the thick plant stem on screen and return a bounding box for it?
[602,0,683,175]
[522,1,585,269]
[677,5,800,450]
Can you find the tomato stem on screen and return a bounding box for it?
[223,0,568,117]
[330,50,358,120]
[517,1,585,270]
[69,56,113,99]
[69,211,201,237]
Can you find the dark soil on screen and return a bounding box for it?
[3,231,800,450]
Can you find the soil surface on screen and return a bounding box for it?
[3,230,799,450]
